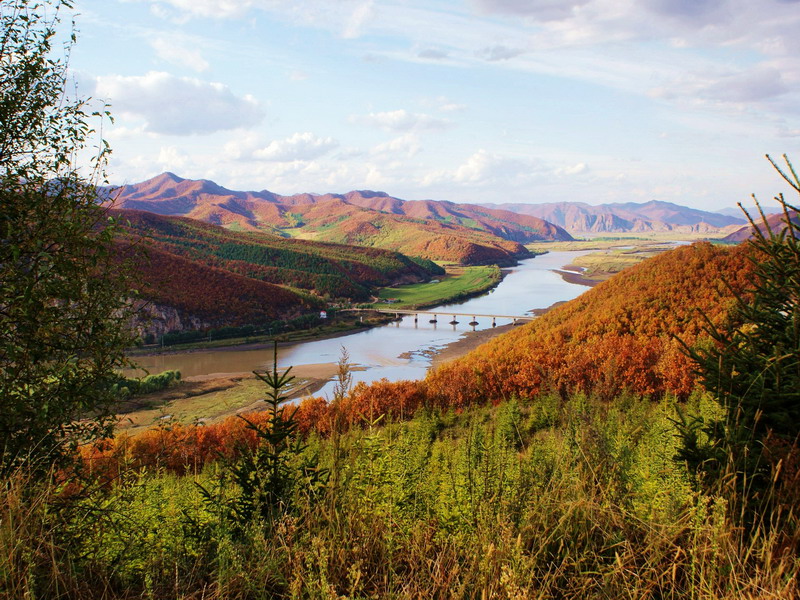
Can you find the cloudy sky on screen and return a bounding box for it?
[68,0,800,210]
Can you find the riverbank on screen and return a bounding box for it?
[117,250,592,431]
[118,299,569,433]
[554,266,601,287]
[116,361,364,434]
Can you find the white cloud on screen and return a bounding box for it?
[142,0,254,20]
[351,109,451,132]
[372,134,421,158]
[252,132,339,161]
[418,48,450,60]
[649,64,790,108]
[472,0,592,21]
[556,162,589,176]
[343,0,374,39]
[423,149,542,187]
[93,72,264,135]
[150,35,209,72]
[700,67,789,103]
[157,145,190,170]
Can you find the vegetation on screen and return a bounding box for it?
[678,155,800,521]
[563,244,677,283]
[2,390,794,598]
[0,0,135,474]
[373,265,501,309]
[427,241,754,406]
[117,209,443,304]
[111,370,182,400]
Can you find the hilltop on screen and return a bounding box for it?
[722,207,799,242]
[106,173,572,265]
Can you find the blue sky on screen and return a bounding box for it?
[67,0,800,210]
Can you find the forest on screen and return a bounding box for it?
[117,209,443,303]
[30,216,793,598]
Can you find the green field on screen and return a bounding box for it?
[371,265,500,309]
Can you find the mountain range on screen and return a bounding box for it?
[482,200,746,234]
[105,173,572,265]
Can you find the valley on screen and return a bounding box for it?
[6,3,799,596]
[123,249,594,430]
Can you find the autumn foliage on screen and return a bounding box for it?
[87,242,756,477]
[426,242,754,404]
[114,208,441,304]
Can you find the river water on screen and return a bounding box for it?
[132,250,592,396]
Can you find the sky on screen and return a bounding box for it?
[63,0,800,211]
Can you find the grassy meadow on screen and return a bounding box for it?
[371,265,500,309]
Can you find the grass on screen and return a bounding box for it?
[115,375,265,434]
[370,265,500,309]
[5,390,797,599]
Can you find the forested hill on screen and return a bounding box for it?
[107,173,573,265]
[114,209,443,332]
[424,242,754,407]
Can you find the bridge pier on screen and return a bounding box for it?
[492,317,496,327]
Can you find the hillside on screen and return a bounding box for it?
[424,242,753,406]
[722,207,799,242]
[106,173,572,265]
[115,209,442,335]
[484,199,745,234]
[117,240,322,337]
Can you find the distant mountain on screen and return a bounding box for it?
[715,205,782,219]
[722,209,799,243]
[106,174,572,265]
[481,200,746,234]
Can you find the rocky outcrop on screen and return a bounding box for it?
[130,301,214,340]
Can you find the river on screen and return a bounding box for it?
[132,250,592,397]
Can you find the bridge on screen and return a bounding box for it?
[370,309,535,327]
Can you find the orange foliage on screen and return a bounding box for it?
[427,242,754,404]
[87,243,756,476]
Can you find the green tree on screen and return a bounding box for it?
[0,0,134,473]
[679,155,800,500]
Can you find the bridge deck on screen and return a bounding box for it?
[372,309,534,320]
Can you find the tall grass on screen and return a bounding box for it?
[2,391,797,599]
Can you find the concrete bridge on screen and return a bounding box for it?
[370,309,535,327]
